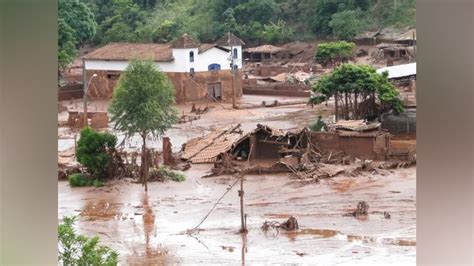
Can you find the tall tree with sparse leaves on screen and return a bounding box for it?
[109,60,178,191]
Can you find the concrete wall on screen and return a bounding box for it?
[381,110,416,135]
[309,131,390,160]
[58,83,83,101]
[248,65,315,77]
[243,84,311,97]
[85,69,243,103]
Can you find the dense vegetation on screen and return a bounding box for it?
[58,216,119,265]
[76,127,119,179]
[59,0,415,62]
[309,64,404,120]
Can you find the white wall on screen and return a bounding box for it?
[84,45,243,73]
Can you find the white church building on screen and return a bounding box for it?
[82,32,245,103]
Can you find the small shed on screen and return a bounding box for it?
[243,45,285,61]
[376,43,412,60]
[394,28,416,46]
[377,63,416,80]
[309,120,390,160]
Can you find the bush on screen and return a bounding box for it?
[58,216,119,265]
[150,166,186,182]
[159,166,186,182]
[315,41,355,66]
[309,116,327,132]
[68,173,105,187]
[76,127,118,179]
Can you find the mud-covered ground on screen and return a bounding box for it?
[58,95,415,265]
[58,164,415,265]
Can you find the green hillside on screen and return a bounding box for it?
[58,0,415,68]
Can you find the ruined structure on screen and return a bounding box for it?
[82,33,245,103]
[182,121,391,169]
[243,45,285,61]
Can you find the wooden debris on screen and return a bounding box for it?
[345,201,370,217]
[261,216,299,232]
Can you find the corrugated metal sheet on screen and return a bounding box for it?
[377,63,416,79]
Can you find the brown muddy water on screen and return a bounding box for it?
[58,164,416,265]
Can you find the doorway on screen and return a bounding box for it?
[207,82,222,101]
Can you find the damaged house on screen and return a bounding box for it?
[243,45,285,62]
[82,33,245,103]
[309,120,391,161]
[182,122,391,171]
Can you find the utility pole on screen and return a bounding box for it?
[229,32,237,109]
[413,31,416,62]
[238,173,247,233]
[83,69,97,127]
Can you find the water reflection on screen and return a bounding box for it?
[241,232,248,266]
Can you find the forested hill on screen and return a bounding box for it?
[58,0,415,69]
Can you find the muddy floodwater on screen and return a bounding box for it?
[58,164,416,265]
[59,95,415,264]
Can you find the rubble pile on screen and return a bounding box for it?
[179,122,416,182]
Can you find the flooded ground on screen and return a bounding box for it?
[58,95,415,265]
[58,95,323,153]
[58,164,415,265]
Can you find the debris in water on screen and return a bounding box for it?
[261,216,299,231]
[220,246,235,252]
[295,251,306,257]
[345,201,369,217]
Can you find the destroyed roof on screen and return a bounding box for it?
[172,33,200,48]
[328,120,381,132]
[215,32,246,46]
[198,43,231,54]
[182,125,244,163]
[337,130,388,137]
[376,43,406,49]
[354,30,381,39]
[377,63,416,79]
[269,73,286,82]
[395,28,416,42]
[82,43,174,62]
[254,124,286,137]
[244,45,284,54]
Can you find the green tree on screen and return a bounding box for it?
[309,64,403,120]
[58,18,78,71]
[233,0,278,25]
[307,0,371,35]
[109,60,178,191]
[95,0,147,43]
[58,0,97,46]
[58,216,119,265]
[329,10,363,40]
[261,19,295,44]
[315,41,355,67]
[213,8,239,38]
[76,127,118,179]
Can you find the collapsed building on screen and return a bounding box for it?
[82,33,245,103]
[182,121,393,170]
